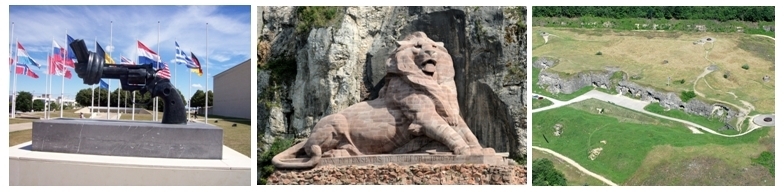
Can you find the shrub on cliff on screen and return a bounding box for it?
[258,137,295,185]
[532,158,567,186]
[680,90,697,102]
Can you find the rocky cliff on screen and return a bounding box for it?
[533,58,737,122]
[258,6,527,159]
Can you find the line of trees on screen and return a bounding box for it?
[11,91,73,113]
[533,6,774,22]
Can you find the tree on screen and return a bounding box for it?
[742,64,750,70]
[49,101,60,112]
[207,90,213,107]
[75,88,92,107]
[33,100,45,111]
[190,90,205,108]
[14,91,33,112]
[532,158,567,186]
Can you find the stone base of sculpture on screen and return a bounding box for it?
[267,161,526,185]
[277,150,506,168]
[9,141,251,186]
[31,118,223,159]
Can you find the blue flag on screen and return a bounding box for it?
[67,35,77,61]
[99,80,109,90]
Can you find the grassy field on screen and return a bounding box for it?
[532,149,608,186]
[8,109,251,157]
[532,98,770,184]
[643,103,738,135]
[9,118,36,124]
[532,97,554,109]
[532,26,774,114]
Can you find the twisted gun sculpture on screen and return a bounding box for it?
[69,39,187,124]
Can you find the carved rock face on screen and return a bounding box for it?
[389,31,453,84]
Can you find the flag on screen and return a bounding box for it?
[96,42,115,64]
[99,80,109,90]
[137,41,161,68]
[64,35,76,68]
[15,64,39,79]
[190,52,203,76]
[61,68,73,79]
[16,42,41,68]
[120,56,134,64]
[157,62,171,79]
[51,40,65,67]
[175,41,194,67]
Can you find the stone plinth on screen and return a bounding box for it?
[279,154,507,168]
[268,163,527,185]
[32,118,223,159]
[10,141,251,186]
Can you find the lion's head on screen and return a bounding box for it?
[386,31,454,85]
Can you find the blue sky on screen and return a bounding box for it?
[8,5,251,100]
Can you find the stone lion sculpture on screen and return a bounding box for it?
[272,31,492,169]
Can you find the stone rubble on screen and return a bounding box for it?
[267,163,527,185]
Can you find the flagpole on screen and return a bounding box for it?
[94,37,98,117]
[46,37,54,119]
[205,22,209,124]
[132,39,137,121]
[59,30,67,118]
[91,84,94,116]
[174,38,177,112]
[45,54,49,119]
[112,21,119,119]
[188,49,192,121]
[12,38,18,118]
[155,20,160,121]
[10,23,16,118]
[48,44,53,119]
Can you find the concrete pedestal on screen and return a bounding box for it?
[32,118,222,159]
[9,141,251,186]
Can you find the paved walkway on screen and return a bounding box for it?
[9,123,32,132]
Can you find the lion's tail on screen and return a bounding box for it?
[271,141,322,169]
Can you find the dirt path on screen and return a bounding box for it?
[692,66,714,98]
[752,34,775,41]
[532,146,619,186]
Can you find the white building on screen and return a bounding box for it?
[211,59,251,119]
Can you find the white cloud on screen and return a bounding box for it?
[210,54,231,62]
[191,84,203,89]
[10,5,251,75]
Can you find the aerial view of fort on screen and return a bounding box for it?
[530,6,774,186]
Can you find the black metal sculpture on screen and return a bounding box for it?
[69,39,187,124]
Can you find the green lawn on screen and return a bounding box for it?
[532,97,554,109]
[532,99,768,184]
[644,103,739,135]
